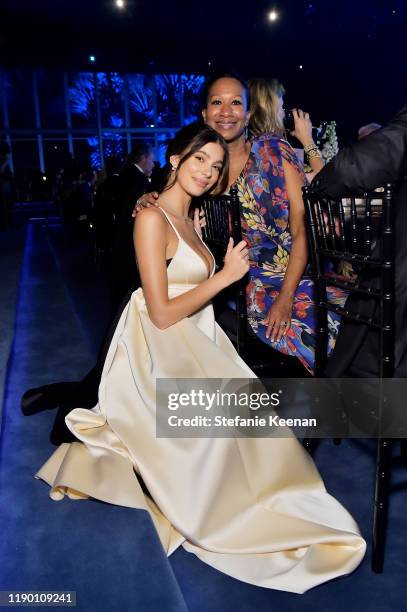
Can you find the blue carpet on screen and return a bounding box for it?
[1,221,407,610]
[0,228,25,428]
[0,222,187,612]
[43,225,114,356]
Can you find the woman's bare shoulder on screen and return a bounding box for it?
[135,206,167,229]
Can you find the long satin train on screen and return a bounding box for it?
[36,210,366,593]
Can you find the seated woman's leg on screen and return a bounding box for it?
[246,269,347,374]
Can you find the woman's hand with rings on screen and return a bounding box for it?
[132,192,160,217]
[264,295,293,343]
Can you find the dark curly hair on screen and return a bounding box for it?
[200,71,251,110]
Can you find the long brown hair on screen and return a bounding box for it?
[163,122,229,195]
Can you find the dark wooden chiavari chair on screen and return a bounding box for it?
[197,186,309,376]
[303,183,396,572]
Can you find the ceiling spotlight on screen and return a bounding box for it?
[115,0,125,8]
[268,10,278,22]
[299,64,303,69]
[89,55,96,63]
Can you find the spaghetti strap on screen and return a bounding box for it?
[157,207,182,240]
[158,206,215,277]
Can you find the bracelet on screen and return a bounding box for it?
[307,148,322,160]
[303,143,318,154]
[303,143,322,159]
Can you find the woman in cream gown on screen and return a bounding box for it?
[37,124,365,594]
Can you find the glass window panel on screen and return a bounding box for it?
[102,134,125,163]
[7,70,36,129]
[73,137,99,171]
[68,73,97,129]
[155,74,181,128]
[11,139,51,204]
[12,139,39,177]
[154,131,176,167]
[43,139,70,175]
[182,74,205,125]
[36,71,66,129]
[127,74,154,128]
[0,72,11,129]
[97,72,125,130]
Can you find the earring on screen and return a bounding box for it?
[171,165,177,171]
[244,125,249,140]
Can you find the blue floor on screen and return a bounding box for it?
[1,221,407,611]
[0,227,25,427]
[0,222,187,612]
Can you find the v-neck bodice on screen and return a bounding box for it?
[159,207,215,286]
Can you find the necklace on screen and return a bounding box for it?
[160,203,193,222]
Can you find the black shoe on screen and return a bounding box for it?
[50,405,77,445]
[21,382,81,416]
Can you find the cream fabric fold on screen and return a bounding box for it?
[36,209,365,593]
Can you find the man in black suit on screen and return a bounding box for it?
[118,142,155,211]
[312,103,407,377]
[21,143,156,442]
[111,143,155,305]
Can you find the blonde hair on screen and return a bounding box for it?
[249,78,285,138]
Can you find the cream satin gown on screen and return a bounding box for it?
[36,209,365,594]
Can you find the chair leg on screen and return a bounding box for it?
[372,438,392,573]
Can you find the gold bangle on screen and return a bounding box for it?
[304,143,318,154]
[307,149,322,160]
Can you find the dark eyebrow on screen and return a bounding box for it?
[196,150,223,165]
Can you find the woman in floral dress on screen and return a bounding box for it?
[141,74,348,373]
[233,78,345,373]
[237,133,346,373]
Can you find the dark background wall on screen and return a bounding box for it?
[1,0,406,159]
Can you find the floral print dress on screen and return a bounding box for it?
[236,134,347,374]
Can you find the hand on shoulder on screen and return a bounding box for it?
[132,191,160,217]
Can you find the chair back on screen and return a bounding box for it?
[196,187,247,354]
[302,183,395,377]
